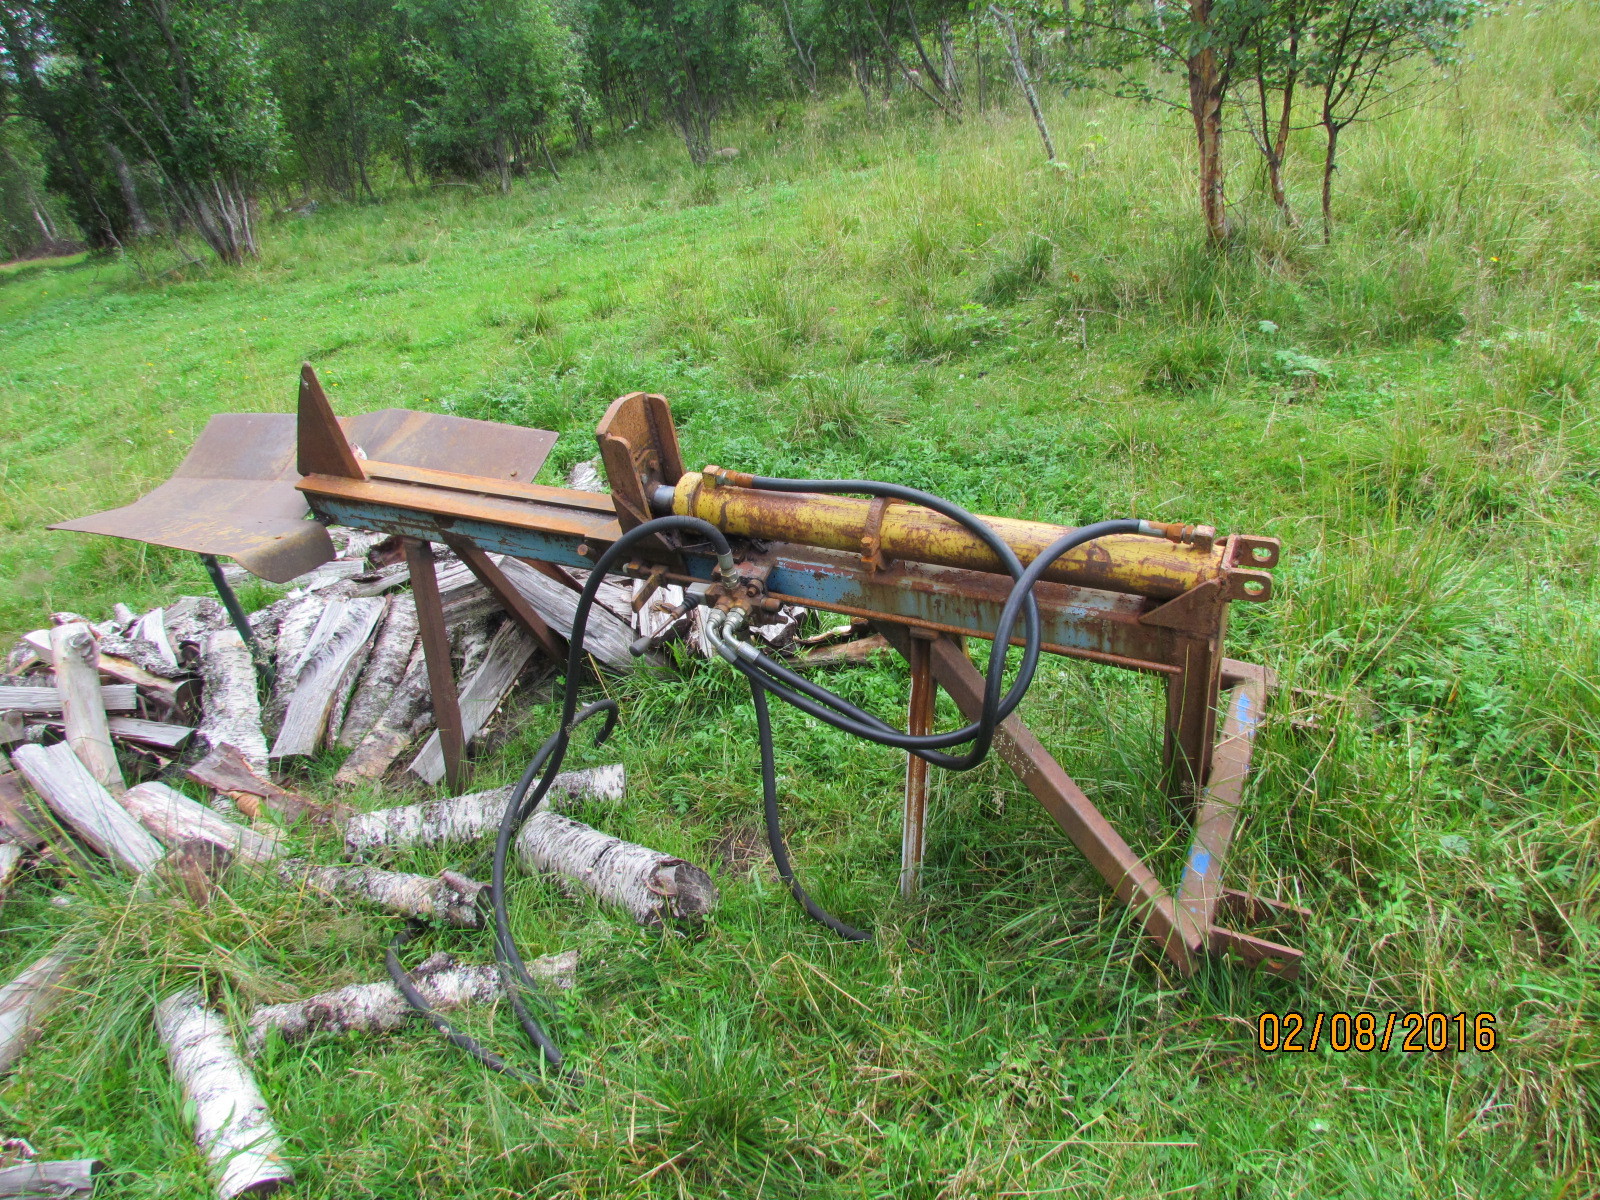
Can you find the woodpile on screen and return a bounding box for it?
[0,520,855,1185]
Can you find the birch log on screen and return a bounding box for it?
[335,595,418,749]
[280,861,486,928]
[131,607,179,669]
[0,1158,102,1197]
[410,621,538,784]
[245,949,578,1055]
[155,990,293,1199]
[271,598,384,759]
[119,782,280,864]
[0,844,22,905]
[197,629,268,775]
[11,743,164,875]
[0,947,76,1075]
[49,624,122,794]
[0,771,52,850]
[345,765,626,855]
[516,812,717,925]
[332,645,430,785]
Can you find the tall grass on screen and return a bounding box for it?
[0,3,1596,1196]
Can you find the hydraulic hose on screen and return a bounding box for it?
[389,497,1167,1080]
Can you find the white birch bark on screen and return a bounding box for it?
[155,990,293,1200]
[11,743,165,875]
[280,861,486,928]
[132,606,180,670]
[344,765,626,855]
[409,621,538,785]
[260,594,327,737]
[335,594,418,749]
[49,623,123,794]
[516,811,717,925]
[0,947,76,1075]
[198,630,267,775]
[119,782,280,864]
[245,950,577,1055]
[0,685,136,716]
[324,595,386,747]
[496,557,638,668]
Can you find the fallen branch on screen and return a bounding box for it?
[245,949,577,1055]
[119,782,280,864]
[12,743,165,875]
[155,990,294,1200]
[0,947,77,1075]
[280,861,487,928]
[198,630,268,775]
[517,812,716,925]
[345,765,626,855]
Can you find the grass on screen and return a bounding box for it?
[0,3,1597,1196]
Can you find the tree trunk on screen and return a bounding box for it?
[990,6,1054,161]
[940,18,962,100]
[1187,0,1231,243]
[155,990,293,1200]
[1320,119,1339,244]
[105,142,155,237]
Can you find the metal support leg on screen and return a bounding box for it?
[201,553,273,688]
[404,538,466,792]
[900,633,937,898]
[1163,630,1224,811]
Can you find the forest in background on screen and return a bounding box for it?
[2,0,1478,263]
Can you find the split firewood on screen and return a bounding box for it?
[130,606,179,669]
[95,633,188,681]
[12,743,164,875]
[749,605,806,650]
[271,598,385,759]
[410,621,539,785]
[0,1158,103,1197]
[0,771,53,850]
[334,595,417,748]
[344,765,626,855]
[564,567,636,628]
[329,526,390,563]
[325,597,389,746]
[332,645,431,785]
[0,685,136,717]
[516,812,717,925]
[496,557,639,669]
[436,562,498,629]
[198,630,268,775]
[260,593,327,736]
[162,840,235,907]
[185,744,343,826]
[0,947,77,1075]
[94,641,194,722]
[796,634,891,666]
[119,782,281,864]
[280,861,487,928]
[452,614,492,679]
[632,579,688,650]
[245,949,577,1056]
[162,597,229,658]
[155,990,294,1200]
[0,845,22,907]
[112,602,138,629]
[105,717,192,752]
[565,457,605,492]
[347,565,410,598]
[285,559,369,593]
[0,712,24,748]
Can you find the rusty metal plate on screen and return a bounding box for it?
[53,408,557,583]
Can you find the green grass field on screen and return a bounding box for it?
[0,3,1597,1196]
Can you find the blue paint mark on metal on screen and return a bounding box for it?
[1186,849,1212,880]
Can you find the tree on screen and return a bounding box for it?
[1235,0,1311,224]
[402,0,574,189]
[1305,0,1473,240]
[44,0,283,263]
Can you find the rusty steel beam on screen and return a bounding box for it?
[900,633,937,898]
[405,539,466,793]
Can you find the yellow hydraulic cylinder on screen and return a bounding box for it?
[671,471,1229,600]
